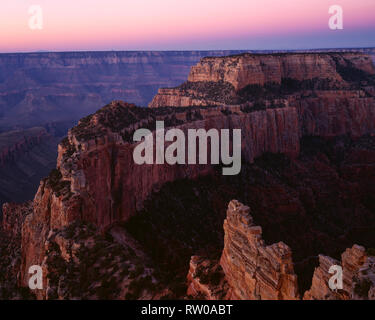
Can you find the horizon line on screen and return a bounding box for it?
[1,46,375,55]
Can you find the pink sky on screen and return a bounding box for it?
[1,0,375,52]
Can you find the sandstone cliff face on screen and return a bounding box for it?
[186,256,229,300]
[186,200,375,300]
[19,102,300,290]
[1,51,249,218]
[219,200,299,300]
[296,91,375,138]
[148,87,223,108]
[56,103,300,229]
[304,245,375,300]
[3,51,375,299]
[187,53,373,89]
[0,202,33,299]
[2,202,32,239]
[149,52,375,108]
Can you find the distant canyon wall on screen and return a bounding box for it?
[3,51,375,295]
[150,52,375,107]
[0,50,246,131]
[1,49,373,131]
[0,51,247,209]
[0,128,58,215]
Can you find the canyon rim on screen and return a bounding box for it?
[1,50,375,301]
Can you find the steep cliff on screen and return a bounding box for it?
[0,202,32,299]
[186,201,375,300]
[149,52,375,108]
[304,244,375,300]
[0,51,249,220]
[219,200,299,300]
[3,51,375,299]
[187,53,374,89]
[19,101,301,290]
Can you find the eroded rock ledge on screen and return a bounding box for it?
[304,245,375,300]
[149,52,375,108]
[187,200,299,300]
[186,200,375,300]
[2,51,375,299]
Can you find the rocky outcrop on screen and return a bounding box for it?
[0,202,33,299]
[186,256,229,300]
[3,51,375,299]
[149,52,375,107]
[185,200,375,301]
[35,221,162,300]
[304,245,375,300]
[147,87,223,108]
[0,51,248,217]
[56,102,300,229]
[2,202,32,239]
[219,200,299,300]
[19,102,301,290]
[187,53,374,89]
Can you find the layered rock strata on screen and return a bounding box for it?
[0,128,58,215]
[219,200,299,300]
[304,245,375,300]
[149,52,375,107]
[186,201,375,300]
[0,128,50,166]
[3,52,375,299]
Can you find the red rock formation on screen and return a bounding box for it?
[2,202,32,239]
[186,200,375,301]
[147,87,222,108]
[3,52,375,299]
[304,245,375,300]
[187,53,374,90]
[186,256,229,300]
[219,200,299,300]
[149,52,375,108]
[0,202,33,299]
[19,103,301,289]
[296,91,375,138]
[57,103,300,230]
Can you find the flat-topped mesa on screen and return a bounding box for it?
[149,52,375,108]
[188,52,375,89]
[219,200,300,300]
